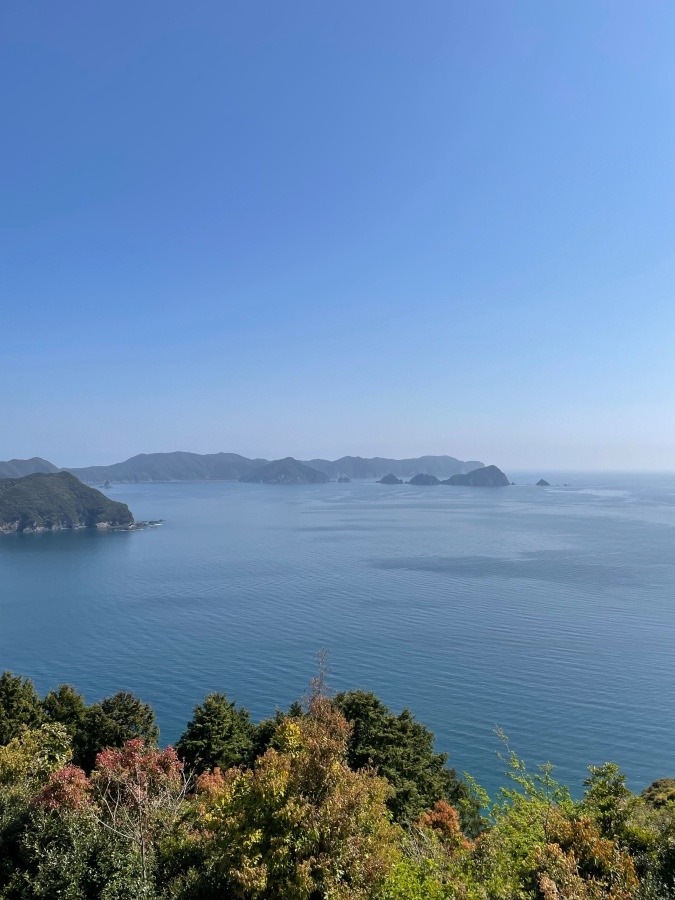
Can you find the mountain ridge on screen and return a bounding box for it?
[0,452,487,484]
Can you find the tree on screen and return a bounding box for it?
[333,691,481,834]
[42,683,87,740]
[90,739,187,892]
[0,671,43,745]
[193,696,400,899]
[0,724,72,892]
[470,746,637,900]
[75,691,159,772]
[582,762,634,840]
[176,692,254,774]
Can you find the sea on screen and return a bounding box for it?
[1,473,674,799]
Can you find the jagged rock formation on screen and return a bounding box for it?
[240,458,330,485]
[443,465,510,487]
[408,473,441,485]
[0,472,134,534]
[337,476,351,483]
[379,474,403,485]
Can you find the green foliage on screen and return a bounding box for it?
[0,671,671,900]
[378,858,450,900]
[191,697,401,899]
[0,673,43,745]
[641,779,675,809]
[74,692,159,772]
[333,690,482,834]
[0,724,73,895]
[582,762,634,840]
[176,693,254,774]
[0,472,132,532]
[42,685,87,742]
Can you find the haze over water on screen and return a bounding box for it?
[1,474,674,797]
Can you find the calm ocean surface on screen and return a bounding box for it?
[1,474,674,797]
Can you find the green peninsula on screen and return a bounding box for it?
[0,472,134,534]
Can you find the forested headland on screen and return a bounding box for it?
[0,668,673,899]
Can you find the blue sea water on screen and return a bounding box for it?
[1,474,674,798]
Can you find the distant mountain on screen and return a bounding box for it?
[305,455,483,479]
[61,451,485,483]
[0,457,60,478]
[240,457,331,485]
[67,452,268,484]
[379,474,403,485]
[0,472,134,534]
[408,473,441,485]
[443,465,509,487]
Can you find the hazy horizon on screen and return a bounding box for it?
[3,2,674,470]
[1,445,674,476]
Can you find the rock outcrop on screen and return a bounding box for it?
[379,474,403,485]
[408,473,441,485]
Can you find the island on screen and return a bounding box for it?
[337,476,351,483]
[379,474,403,485]
[443,465,510,487]
[0,472,134,534]
[240,457,330,485]
[536,479,550,487]
[408,473,441,485]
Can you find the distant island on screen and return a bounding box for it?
[537,478,550,486]
[0,451,486,484]
[443,465,510,487]
[408,473,441,485]
[0,472,134,534]
[240,457,330,485]
[380,466,510,488]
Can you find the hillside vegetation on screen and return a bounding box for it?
[0,668,671,899]
[0,472,133,533]
[0,457,59,478]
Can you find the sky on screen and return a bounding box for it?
[2,1,674,470]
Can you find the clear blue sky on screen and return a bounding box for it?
[2,1,674,469]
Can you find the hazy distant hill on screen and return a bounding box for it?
[3,451,487,485]
[67,452,268,483]
[0,457,60,478]
[240,457,330,485]
[61,451,484,483]
[304,455,484,479]
[0,472,133,533]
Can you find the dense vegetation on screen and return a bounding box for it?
[0,473,133,533]
[1,668,672,899]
